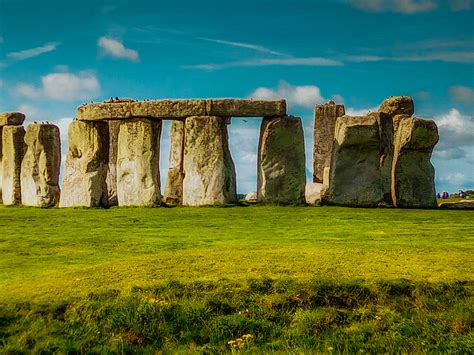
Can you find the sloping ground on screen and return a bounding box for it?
[0,206,472,352]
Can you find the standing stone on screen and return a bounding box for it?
[163,120,185,205]
[313,101,345,183]
[1,126,26,205]
[327,112,393,207]
[391,117,438,208]
[257,116,306,204]
[182,116,236,206]
[59,121,109,208]
[106,121,121,206]
[379,96,414,117]
[0,127,3,203]
[20,124,61,207]
[117,118,162,206]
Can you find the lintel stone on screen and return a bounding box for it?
[0,112,26,126]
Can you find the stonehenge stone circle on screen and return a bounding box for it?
[257,116,306,204]
[106,121,121,206]
[117,118,162,206]
[163,120,185,205]
[20,124,61,207]
[1,125,26,205]
[59,121,109,208]
[313,101,345,183]
[182,116,236,206]
[327,113,393,207]
[391,117,438,208]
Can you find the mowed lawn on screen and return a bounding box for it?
[0,205,473,353]
[0,205,472,303]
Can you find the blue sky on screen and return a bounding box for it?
[1,0,473,193]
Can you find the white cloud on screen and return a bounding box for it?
[448,0,472,11]
[14,71,100,101]
[184,57,343,70]
[345,106,379,116]
[349,0,438,14]
[449,85,474,103]
[345,51,474,63]
[249,81,336,109]
[198,37,286,56]
[16,104,41,120]
[438,173,472,186]
[98,37,139,62]
[7,42,59,60]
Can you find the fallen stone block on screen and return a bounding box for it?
[117,118,162,206]
[379,96,414,117]
[305,183,327,205]
[163,120,185,205]
[313,101,345,183]
[257,116,306,204]
[59,121,109,207]
[2,126,26,205]
[439,200,474,210]
[20,124,61,207]
[391,117,438,208]
[182,116,236,206]
[206,99,286,117]
[0,112,25,126]
[244,191,258,203]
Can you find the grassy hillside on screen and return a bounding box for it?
[0,205,472,352]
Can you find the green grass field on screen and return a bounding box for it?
[0,205,473,353]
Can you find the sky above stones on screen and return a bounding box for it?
[0,0,473,194]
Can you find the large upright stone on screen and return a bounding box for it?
[163,120,185,205]
[0,112,25,126]
[257,116,306,204]
[391,117,438,208]
[182,116,236,206]
[327,113,393,207]
[1,126,26,205]
[59,121,109,207]
[106,121,121,206]
[117,118,162,206]
[20,124,61,207]
[313,101,345,183]
[379,96,414,117]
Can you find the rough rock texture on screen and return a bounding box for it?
[206,99,286,117]
[0,128,2,203]
[1,126,26,205]
[327,113,393,207]
[117,118,162,206]
[105,121,121,206]
[163,120,185,205]
[59,121,109,207]
[244,191,258,203]
[20,124,61,207]
[439,200,474,210]
[379,96,414,117]
[323,166,331,187]
[77,102,132,121]
[182,116,236,206]
[313,101,345,183]
[257,116,306,204]
[305,183,327,205]
[131,100,207,118]
[0,112,25,126]
[391,117,438,208]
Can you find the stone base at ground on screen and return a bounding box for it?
[20,124,61,207]
[244,191,258,203]
[117,118,162,206]
[59,121,109,207]
[258,116,306,204]
[305,183,327,205]
[182,116,236,206]
[1,126,26,205]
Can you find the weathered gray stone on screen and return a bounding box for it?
[206,99,286,117]
[244,191,258,203]
[59,121,109,207]
[313,101,345,183]
[379,96,414,117]
[257,116,306,204]
[0,128,2,203]
[77,102,132,121]
[182,116,236,206]
[163,120,185,205]
[439,200,474,210]
[327,113,393,207]
[20,124,61,207]
[105,121,121,206]
[305,183,327,205]
[117,118,162,206]
[0,112,25,126]
[131,100,207,118]
[391,117,438,208]
[1,126,26,205]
